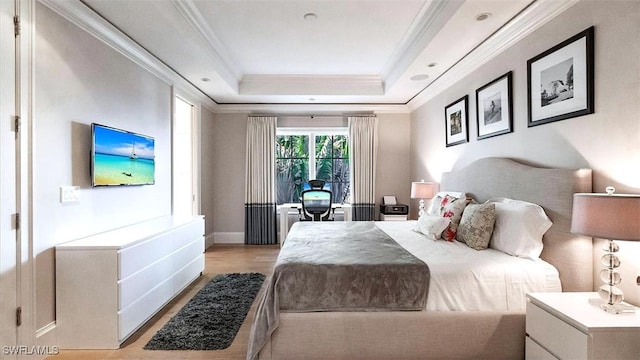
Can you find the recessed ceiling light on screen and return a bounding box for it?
[304,13,317,21]
[410,74,429,81]
[201,77,211,82]
[475,13,492,21]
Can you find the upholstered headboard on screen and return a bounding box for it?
[440,157,593,292]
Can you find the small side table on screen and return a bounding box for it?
[526,292,640,360]
[379,214,407,221]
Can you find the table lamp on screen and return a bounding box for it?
[411,181,435,217]
[571,186,640,314]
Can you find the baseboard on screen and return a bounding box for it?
[36,321,56,339]
[204,233,216,249]
[32,321,58,358]
[212,232,245,244]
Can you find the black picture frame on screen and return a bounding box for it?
[444,95,469,147]
[476,71,513,140]
[527,26,594,127]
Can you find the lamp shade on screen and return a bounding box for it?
[411,182,435,199]
[571,193,640,241]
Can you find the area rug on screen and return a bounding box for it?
[144,272,266,350]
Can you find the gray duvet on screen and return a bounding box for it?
[247,221,430,360]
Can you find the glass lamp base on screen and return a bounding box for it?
[588,298,636,314]
[601,302,636,314]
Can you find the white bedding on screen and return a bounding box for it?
[376,221,562,312]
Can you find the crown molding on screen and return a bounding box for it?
[213,102,409,114]
[406,0,580,111]
[38,0,219,110]
[380,0,464,90]
[171,0,240,92]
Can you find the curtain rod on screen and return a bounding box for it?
[250,114,376,118]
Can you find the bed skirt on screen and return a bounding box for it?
[257,310,525,360]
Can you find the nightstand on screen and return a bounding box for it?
[526,292,640,360]
[379,214,407,221]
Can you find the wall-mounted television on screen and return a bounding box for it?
[91,123,155,186]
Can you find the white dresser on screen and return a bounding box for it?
[56,215,205,349]
[526,292,640,360]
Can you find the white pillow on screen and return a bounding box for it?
[414,215,451,241]
[485,198,553,259]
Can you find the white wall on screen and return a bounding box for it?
[410,0,640,304]
[34,3,172,330]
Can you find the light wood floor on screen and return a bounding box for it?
[47,244,280,360]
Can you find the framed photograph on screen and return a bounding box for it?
[444,95,468,147]
[527,26,594,127]
[476,71,513,140]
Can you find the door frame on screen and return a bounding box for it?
[0,0,20,351]
[1,0,34,354]
[171,87,201,217]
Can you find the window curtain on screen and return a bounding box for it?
[244,116,278,245]
[348,115,378,221]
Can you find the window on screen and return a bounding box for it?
[276,129,349,205]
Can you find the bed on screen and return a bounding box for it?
[248,157,593,360]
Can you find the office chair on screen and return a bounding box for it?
[300,189,334,221]
[308,179,326,190]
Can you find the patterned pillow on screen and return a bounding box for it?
[457,203,496,250]
[426,192,465,216]
[432,194,471,241]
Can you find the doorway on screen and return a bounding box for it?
[173,95,196,217]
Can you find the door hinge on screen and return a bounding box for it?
[16,307,22,327]
[14,116,21,134]
[14,213,20,231]
[13,15,20,37]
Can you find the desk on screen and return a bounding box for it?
[278,203,352,245]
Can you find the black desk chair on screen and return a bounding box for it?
[300,189,334,221]
[308,179,326,190]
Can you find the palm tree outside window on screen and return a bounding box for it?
[275,129,349,205]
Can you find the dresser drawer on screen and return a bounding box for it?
[118,277,174,341]
[526,301,588,359]
[118,233,174,279]
[525,337,558,360]
[118,219,203,279]
[118,254,174,309]
[173,236,204,271]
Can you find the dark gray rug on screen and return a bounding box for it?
[144,272,266,351]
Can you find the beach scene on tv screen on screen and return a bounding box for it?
[93,125,155,186]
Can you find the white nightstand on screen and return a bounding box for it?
[379,214,407,221]
[526,292,640,360]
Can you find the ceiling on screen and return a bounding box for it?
[79,0,539,109]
